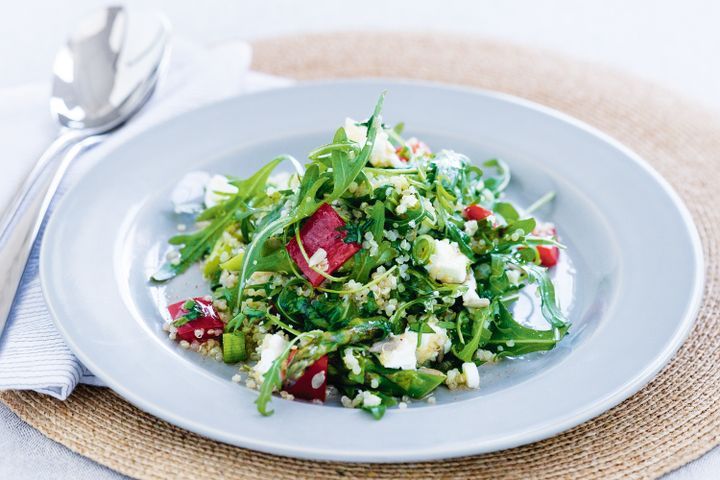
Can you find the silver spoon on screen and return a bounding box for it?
[0,6,170,333]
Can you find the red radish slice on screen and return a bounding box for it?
[284,354,328,402]
[464,204,493,221]
[286,203,361,287]
[167,297,224,343]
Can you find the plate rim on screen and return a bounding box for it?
[40,78,705,462]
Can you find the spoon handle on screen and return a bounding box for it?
[0,132,101,335]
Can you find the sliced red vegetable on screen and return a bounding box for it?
[286,203,361,287]
[464,204,493,221]
[533,224,560,267]
[167,297,224,343]
[284,353,328,402]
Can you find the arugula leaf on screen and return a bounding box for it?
[152,197,252,281]
[488,254,510,295]
[452,307,492,362]
[229,156,285,203]
[445,220,476,261]
[487,302,567,356]
[494,202,519,223]
[507,218,536,237]
[521,262,569,329]
[482,158,511,193]
[351,241,395,283]
[339,218,373,244]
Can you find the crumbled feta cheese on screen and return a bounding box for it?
[171,171,211,214]
[462,362,480,389]
[432,150,466,170]
[371,320,450,369]
[464,220,479,237]
[416,320,451,364]
[426,239,471,284]
[204,174,239,208]
[462,270,491,309]
[344,118,405,168]
[371,332,418,370]
[252,333,288,381]
[307,247,329,272]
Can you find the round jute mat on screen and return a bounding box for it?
[2,33,719,480]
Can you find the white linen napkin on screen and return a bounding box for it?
[0,39,291,400]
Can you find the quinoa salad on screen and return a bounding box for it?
[152,93,568,419]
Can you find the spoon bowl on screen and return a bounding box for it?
[51,6,169,131]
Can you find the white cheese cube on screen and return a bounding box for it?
[462,362,480,389]
[426,239,471,284]
[371,332,418,370]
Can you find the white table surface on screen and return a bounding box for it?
[1,1,718,478]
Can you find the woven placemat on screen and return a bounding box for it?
[2,32,719,480]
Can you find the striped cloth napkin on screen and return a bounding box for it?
[0,39,290,400]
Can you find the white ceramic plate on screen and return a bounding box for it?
[41,80,703,462]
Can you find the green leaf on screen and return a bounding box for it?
[252,247,293,273]
[521,262,569,329]
[230,156,285,202]
[494,202,519,223]
[445,221,476,261]
[369,201,385,240]
[452,307,492,362]
[507,218,536,237]
[351,241,395,283]
[488,254,510,295]
[482,158,511,193]
[487,303,567,357]
[380,369,446,398]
